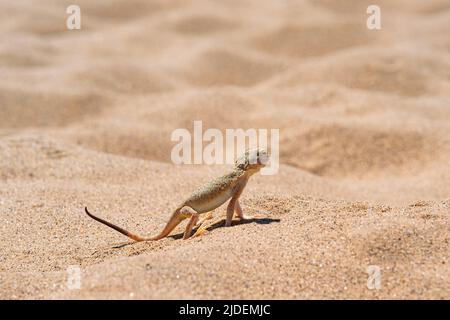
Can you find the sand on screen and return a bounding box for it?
[1,0,450,299]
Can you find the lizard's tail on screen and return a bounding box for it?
[84,207,185,242]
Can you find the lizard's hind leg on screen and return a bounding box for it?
[183,212,199,240]
[195,212,213,227]
[192,212,213,238]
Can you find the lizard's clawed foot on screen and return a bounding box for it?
[190,212,213,238]
[191,220,209,238]
[195,212,213,227]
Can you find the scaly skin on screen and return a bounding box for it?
[85,148,269,241]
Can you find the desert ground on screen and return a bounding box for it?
[1,0,450,299]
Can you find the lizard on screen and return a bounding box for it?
[85,148,269,241]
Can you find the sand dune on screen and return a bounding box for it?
[1,0,449,299]
[181,48,283,87]
[253,21,373,58]
[282,124,445,178]
[0,87,106,127]
[275,48,450,97]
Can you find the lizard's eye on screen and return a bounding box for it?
[258,151,269,165]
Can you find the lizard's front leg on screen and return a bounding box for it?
[235,200,255,220]
[225,180,247,227]
[225,198,236,227]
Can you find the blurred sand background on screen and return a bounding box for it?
[1,0,450,299]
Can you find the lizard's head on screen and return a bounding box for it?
[235,148,269,173]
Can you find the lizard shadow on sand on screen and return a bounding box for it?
[112,217,281,247]
[169,217,281,240]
